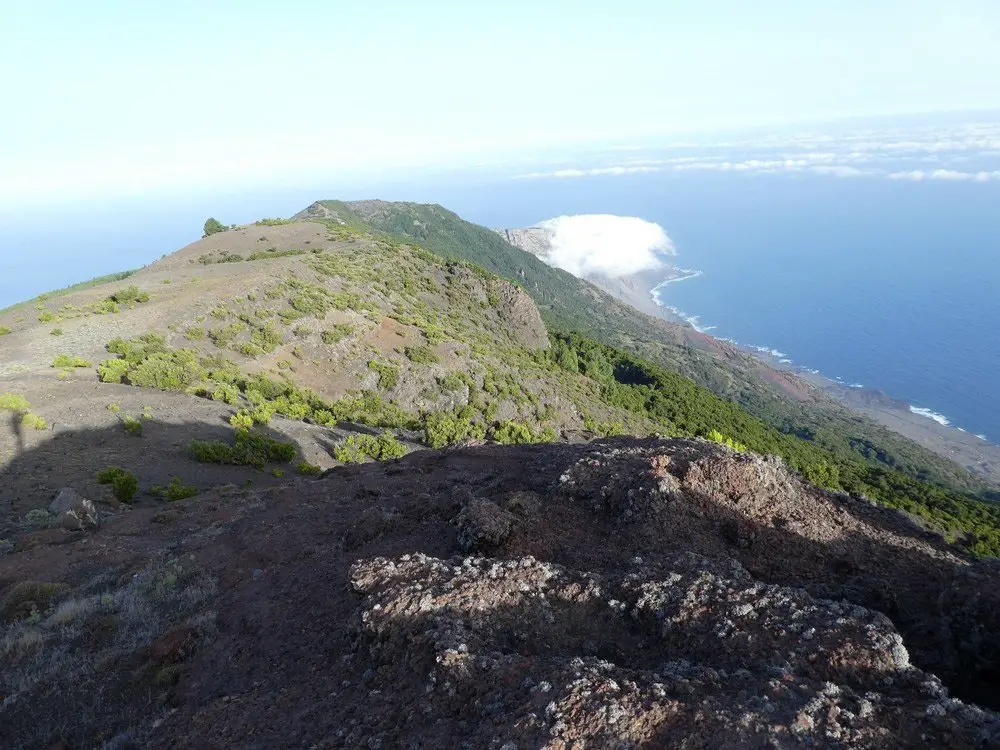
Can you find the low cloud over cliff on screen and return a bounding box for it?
[537,214,674,278]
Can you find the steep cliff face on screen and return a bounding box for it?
[495,226,555,261]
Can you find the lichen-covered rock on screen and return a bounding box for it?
[455,499,516,552]
[350,553,1000,748]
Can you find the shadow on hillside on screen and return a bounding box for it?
[0,414,309,536]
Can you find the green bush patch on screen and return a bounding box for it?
[96,466,139,503]
[188,429,296,468]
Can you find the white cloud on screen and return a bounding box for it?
[512,118,1000,184]
[809,165,868,177]
[888,168,1000,182]
[518,165,664,179]
[536,214,674,278]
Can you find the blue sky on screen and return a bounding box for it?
[2,0,1000,207]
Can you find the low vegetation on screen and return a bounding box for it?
[404,345,439,365]
[188,429,297,468]
[96,466,139,503]
[108,285,150,305]
[203,217,227,236]
[320,323,352,344]
[151,477,199,501]
[332,432,407,464]
[297,461,322,476]
[367,360,399,389]
[1,392,46,430]
[51,354,91,369]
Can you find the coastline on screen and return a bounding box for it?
[646,266,1000,486]
[735,339,1000,486]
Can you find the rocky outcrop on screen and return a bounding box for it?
[489,278,549,349]
[351,552,998,748]
[48,488,98,531]
[495,227,555,260]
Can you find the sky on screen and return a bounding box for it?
[2,0,1000,207]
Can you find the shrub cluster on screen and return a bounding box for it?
[151,477,199,501]
[51,354,91,369]
[332,432,407,464]
[96,466,139,503]
[188,429,297,468]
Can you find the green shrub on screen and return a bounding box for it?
[51,354,91,369]
[200,381,240,405]
[152,477,199,502]
[706,429,748,452]
[98,337,205,391]
[38,311,55,323]
[89,299,119,315]
[367,360,399,389]
[97,358,130,383]
[188,429,296,468]
[203,217,227,236]
[320,323,353,344]
[127,351,205,390]
[123,416,143,436]
[184,326,206,341]
[230,411,254,430]
[250,402,276,426]
[236,341,265,358]
[108,285,149,305]
[96,466,139,503]
[293,325,312,338]
[0,325,11,335]
[423,408,486,448]
[254,217,294,226]
[492,420,557,445]
[0,393,30,412]
[437,372,469,393]
[333,432,407,464]
[107,403,121,414]
[297,461,322,476]
[404,345,439,365]
[250,322,283,353]
[21,413,47,430]
[49,328,63,336]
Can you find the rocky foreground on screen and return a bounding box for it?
[2,438,1000,748]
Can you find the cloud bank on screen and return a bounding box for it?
[513,118,1000,184]
[537,214,674,278]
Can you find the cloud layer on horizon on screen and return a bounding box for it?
[537,214,674,278]
[513,119,1000,184]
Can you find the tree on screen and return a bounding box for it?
[203,218,226,237]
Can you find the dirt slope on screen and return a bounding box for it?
[2,437,999,748]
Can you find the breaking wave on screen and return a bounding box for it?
[909,406,951,427]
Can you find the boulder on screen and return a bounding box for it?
[49,488,99,530]
[455,499,516,552]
